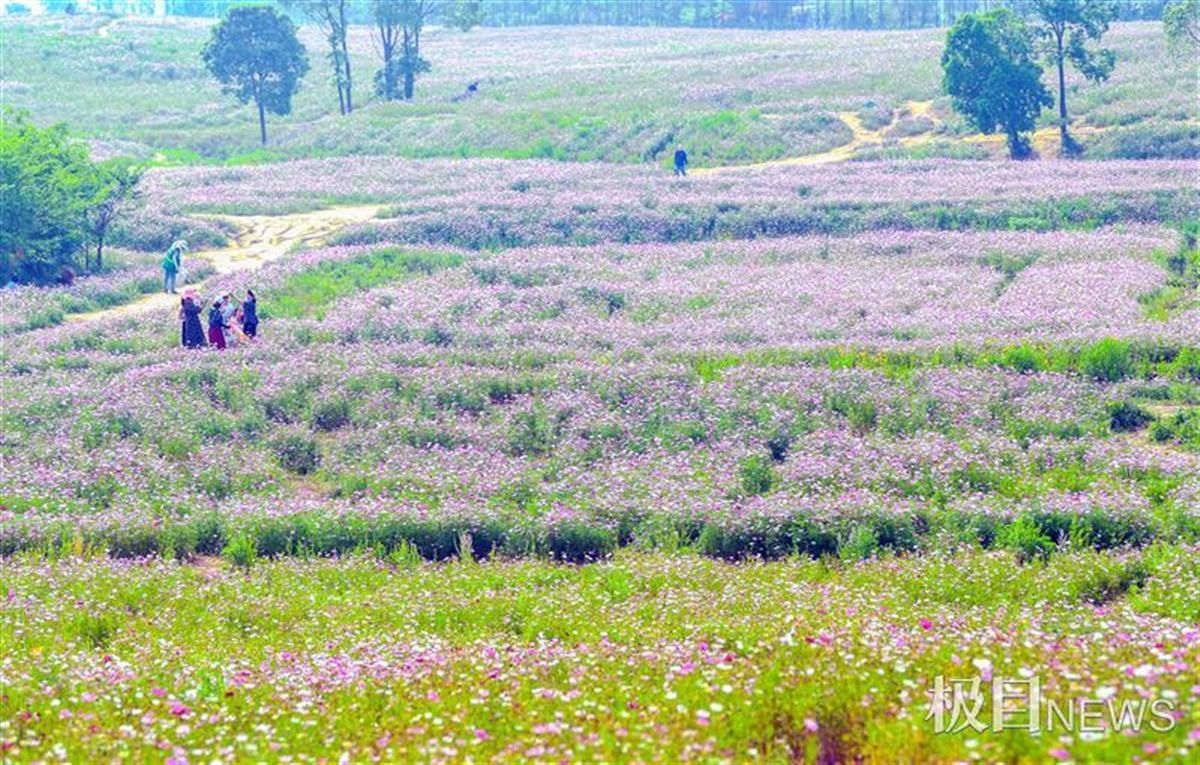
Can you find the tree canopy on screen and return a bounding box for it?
[943,9,1053,159]
[0,112,142,285]
[282,0,354,115]
[1024,0,1119,154]
[1164,0,1200,53]
[202,6,310,145]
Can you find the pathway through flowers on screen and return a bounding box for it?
[66,204,383,323]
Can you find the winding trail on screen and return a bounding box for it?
[693,100,934,175]
[68,205,383,323]
[694,99,1100,174]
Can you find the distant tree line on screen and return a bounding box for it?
[476,0,1172,29]
[42,0,1175,28]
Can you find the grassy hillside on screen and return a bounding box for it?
[1,15,1193,164]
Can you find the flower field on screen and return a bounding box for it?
[4,156,1200,758]
[4,548,1200,763]
[1,17,1193,163]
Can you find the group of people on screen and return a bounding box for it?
[180,289,257,350]
[165,238,259,350]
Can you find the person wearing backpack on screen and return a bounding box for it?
[162,240,187,294]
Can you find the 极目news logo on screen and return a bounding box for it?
[926,672,1177,734]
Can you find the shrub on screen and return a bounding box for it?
[221,533,257,571]
[1002,515,1054,565]
[272,433,320,475]
[506,405,565,456]
[826,393,877,434]
[735,454,778,497]
[312,399,352,431]
[696,520,791,560]
[839,526,880,562]
[546,521,616,563]
[1106,401,1153,433]
[999,344,1043,374]
[1080,338,1132,383]
[766,430,791,462]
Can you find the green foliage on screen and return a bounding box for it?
[546,521,617,563]
[311,399,352,431]
[272,433,321,475]
[1002,514,1054,565]
[505,404,566,456]
[266,248,462,319]
[825,392,878,434]
[1147,408,1200,449]
[448,0,485,32]
[82,159,144,271]
[1106,400,1152,432]
[1027,0,1118,154]
[941,9,1052,159]
[839,525,880,562]
[1079,337,1132,382]
[371,0,434,101]
[222,533,258,570]
[1140,230,1200,320]
[1164,0,1200,55]
[202,6,310,144]
[0,111,138,284]
[735,454,778,497]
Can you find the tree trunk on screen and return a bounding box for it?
[95,237,104,271]
[257,96,267,145]
[339,0,352,113]
[404,69,415,100]
[1055,27,1070,151]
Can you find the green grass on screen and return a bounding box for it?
[263,247,464,319]
[2,547,1197,762]
[0,18,1192,163]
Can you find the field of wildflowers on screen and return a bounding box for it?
[3,548,1199,762]
[3,125,1200,764]
[1,16,1193,163]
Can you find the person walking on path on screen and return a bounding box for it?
[241,289,258,338]
[162,240,187,294]
[673,147,688,176]
[207,296,229,350]
[180,291,206,349]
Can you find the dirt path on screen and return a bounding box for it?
[694,99,1094,173]
[693,100,931,175]
[67,205,383,324]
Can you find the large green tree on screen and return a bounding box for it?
[0,113,89,283]
[202,6,310,145]
[943,10,1052,159]
[0,112,140,284]
[1024,0,1118,155]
